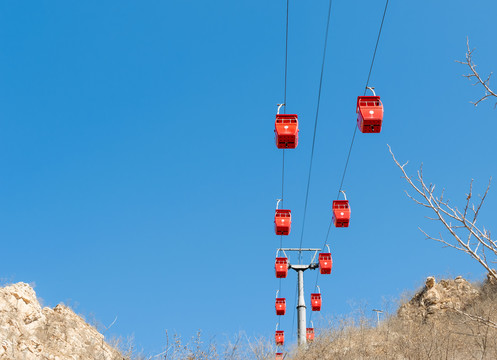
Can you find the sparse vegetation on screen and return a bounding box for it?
[292,274,497,360]
[2,276,497,359]
[142,331,276,360]
[109,275,496,360]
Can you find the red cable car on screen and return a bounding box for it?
[275,353,284,360]
[311,293,322,311]
[275,257,288,278]
[275,297,286,316]
[275,330,285,346]
[306,328,315,342]
[319,251,332,275]
[332,200,350,227]
[332,191,350,227]
[356,88,383,133]
[275,209,291,235]
[275,111,299,149]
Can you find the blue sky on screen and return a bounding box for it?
[0,0,496,354]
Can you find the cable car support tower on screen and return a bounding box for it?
[278,248,320,346]
[271,0,390,356]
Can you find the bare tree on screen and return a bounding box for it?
[456,38,497,107]
[387,145,497,282]
[447,307,497,330]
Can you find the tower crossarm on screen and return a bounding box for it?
[288,263,319,271]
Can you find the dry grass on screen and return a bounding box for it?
[122,331,276,360]
[114,277,497,360]
[6,277,495,359]
[292,278,497,360]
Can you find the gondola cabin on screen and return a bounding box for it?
[306,328,315,342]
[275,114,299,149]
[275,209,291,235]
[275,298,286,315]
[275,257,288,278]
[275,353,284,360]
[275,331,285,346]
[311,293,322,311]
[332,200,350,227]
[356,96,383,133]
[319,253,333,274]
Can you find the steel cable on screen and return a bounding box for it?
[297,0,334,263]
[291,0,334,339]
[277,0,290,337]
[310,0,390,324]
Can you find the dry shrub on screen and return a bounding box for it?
[292,277,497,360]
[141,331,275,360]
[89,276,497,360]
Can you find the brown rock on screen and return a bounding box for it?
[398,276,480,322]
[0,282,124,360]
[426,276,436,289]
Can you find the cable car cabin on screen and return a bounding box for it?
[275,331,285,346]
[356,96,383,133]
[275,353,284,360]
[332,200,350,227]
[275,114,299,149]
[275,257,288,278]
[275,209,291,235]
[306,328,315,342]
[311,293,322,311]
[319,253,333,274]
[275,298,286,315]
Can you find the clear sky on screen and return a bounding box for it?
[0,0,496,355]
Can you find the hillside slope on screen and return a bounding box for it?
[293,274,497,360]
[0,282,124,360]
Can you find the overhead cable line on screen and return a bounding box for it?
[325,0,389,249]
[335,0,390,201]
[281,0,289,207]
[284,0,289,115]
[277,0,290,334]
[280,0,290,261]
[297,0,334,263]
[310,0,390,323]
[292,0,333,338]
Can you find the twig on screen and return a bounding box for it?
[456,38,497,107]
[388,145,497,282]
[447,307,497,330]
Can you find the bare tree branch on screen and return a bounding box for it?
[456,38,497,107]
[388,145,497,282]
[102,316,118,336]
[447,307,497,330]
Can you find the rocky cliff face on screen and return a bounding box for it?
[291,274,497,360]
[398,275,482,321]
[0,282,123,360]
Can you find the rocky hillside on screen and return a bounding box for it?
[3,276,496,360]
[397,275,481,321]
[293,274,497,360]
[0,282,124,360]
